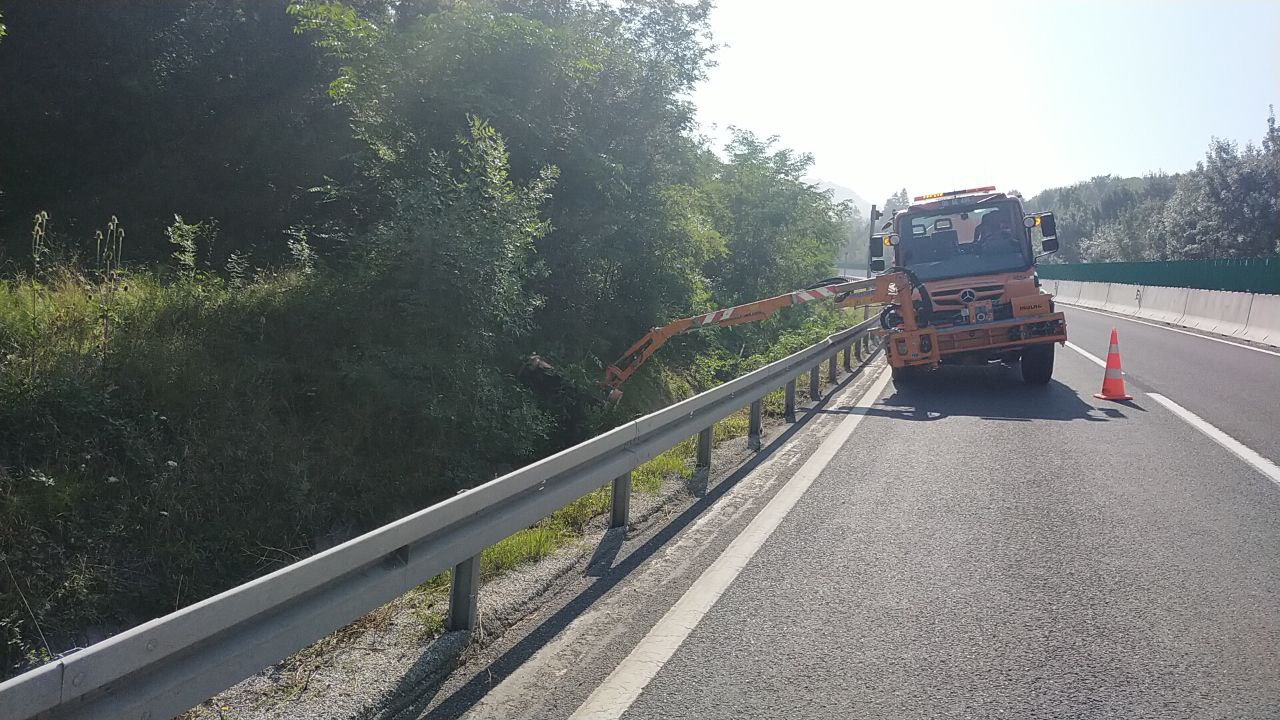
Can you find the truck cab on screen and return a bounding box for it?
[868,186,1067,384]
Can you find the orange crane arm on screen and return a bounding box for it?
[602,274,911,398]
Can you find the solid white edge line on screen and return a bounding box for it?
[1065,339,1280,487]
[1061,302,1280,358]
[1064,341,1107,369]
[1147,393,1280,487]
[568,367,894,720]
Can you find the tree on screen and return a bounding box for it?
[290,0,719,365]
[0,1,360,265]
[1028,112,1278,263]
[1161,125,1278,259]
[701,131,849,304]
[882,188,910,220]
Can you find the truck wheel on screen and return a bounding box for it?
[891,365,920,387]
[1020,344,1054,385]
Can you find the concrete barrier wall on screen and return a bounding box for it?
[1076,281,1110,309]
[1182,290,1253,336]
[1057,280,1276,348]
[1241,294,1280,344]
[1054,280,1082,303]
[1106,283,1143,315]
[1134,285,1189,324]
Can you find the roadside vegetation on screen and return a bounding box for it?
[0,1,863,678]
[1026,111,1280,263]
[869,113,1280,267]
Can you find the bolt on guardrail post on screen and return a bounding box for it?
[809,365,821,400]
[828,353,838,384]
[610,471,631,528]
[784,379,796,422]
[748,400,762,450]
[448,555,480,632]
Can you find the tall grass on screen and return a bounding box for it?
[0,260,558,677]
[0,254,856,680]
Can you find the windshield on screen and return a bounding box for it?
[897,200,1031,281]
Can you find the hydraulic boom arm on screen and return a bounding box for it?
[602,272,918,399]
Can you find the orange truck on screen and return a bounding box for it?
[867,186,1066,384]
[598,186,1066,398]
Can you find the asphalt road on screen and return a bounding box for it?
[420,315,1280,720]
[1061,304,1280,464]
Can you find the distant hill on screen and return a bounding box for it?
[812,180,871,218]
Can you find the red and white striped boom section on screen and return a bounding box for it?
[601,275,893,398]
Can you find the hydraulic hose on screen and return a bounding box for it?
[886,266,933,328]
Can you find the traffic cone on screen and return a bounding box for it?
[1093,328,1133,401]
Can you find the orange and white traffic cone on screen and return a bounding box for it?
[1093,328,1133,401]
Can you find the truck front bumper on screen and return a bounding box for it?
[880,313,1068,369]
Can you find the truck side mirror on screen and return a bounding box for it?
[1025,212,1059,253]
[1039,213,1057,240]
[869,232,887,273]
[1039,212,1059,253]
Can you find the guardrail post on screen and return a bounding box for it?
[610,471,631,528]
[697,426,713,469]
[748,400,762,450]
[0,315,933,720]
[448,555,480,632]
[784,379,796,422]
[828,353,838,383]
[692,426,713,495]
[843,343,853,371]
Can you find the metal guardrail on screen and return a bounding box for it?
[1,316,883,720]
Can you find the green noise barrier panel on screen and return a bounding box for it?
[1036,257,1280,295]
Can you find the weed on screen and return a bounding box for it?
[30,211,48,270]
[0,247,860,680]
[481,522,564,579]
[166,216,216,277]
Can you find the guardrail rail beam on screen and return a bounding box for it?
[0,316,881,720]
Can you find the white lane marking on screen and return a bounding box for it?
[460,406,825,720]
[1147,393,1280,488]
[569,368,894,720]
[1066,339,1280,487]
[1061,302,1280,358]
[1064,341,1107,368]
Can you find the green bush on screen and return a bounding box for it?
[0,1,857,680]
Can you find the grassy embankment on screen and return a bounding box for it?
[0,260,856,679]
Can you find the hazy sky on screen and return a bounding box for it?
[692,0,1280,204]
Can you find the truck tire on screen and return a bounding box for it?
[891,364,920,387]
[1020,343,1054,385]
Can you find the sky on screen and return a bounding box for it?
[691,0,1280,205]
